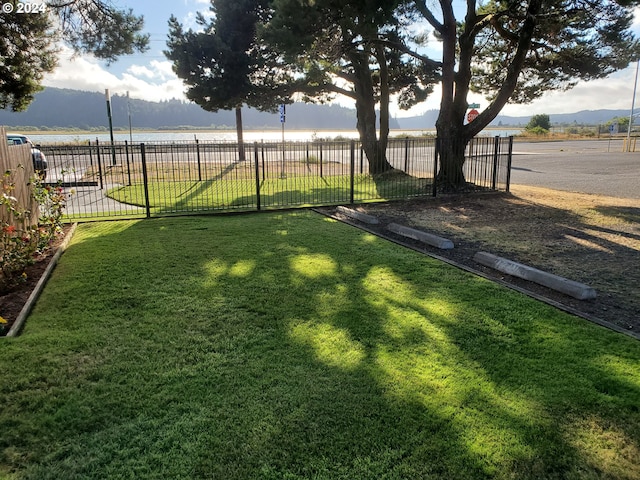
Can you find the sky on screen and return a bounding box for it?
[41,0,640,119]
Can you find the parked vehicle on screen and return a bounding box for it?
[6,134,48,180]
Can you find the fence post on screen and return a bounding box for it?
[254,142,261,211]
[196,139,202,182]
[491,136,500,191]
[506,136,514,192]
[404,136,410,172]
[306,141,311,172]
[432,138,439,197]
[88,139,94,167]
[96,139,104,190]
[261,140,265,181]
[140,143,151,218]
[125,140,132,186]
[319,140,324,178]
[350,140,355,204]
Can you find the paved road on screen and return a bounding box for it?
[510,139,640,199]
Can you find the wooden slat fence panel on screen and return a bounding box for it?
[1,126,39,228]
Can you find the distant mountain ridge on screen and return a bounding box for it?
[0,87,374,131]
[0,87,629,130]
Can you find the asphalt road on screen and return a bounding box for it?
[510,138,640,199]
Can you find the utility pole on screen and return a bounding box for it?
[626,60,639,152]
[127,91,133,144]
[105,89,117,165]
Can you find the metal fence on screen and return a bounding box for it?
[40,136,513,221]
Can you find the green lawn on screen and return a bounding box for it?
[106,174,430,213]
[1,212,639,479]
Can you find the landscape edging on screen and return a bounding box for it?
[5,223,78,338]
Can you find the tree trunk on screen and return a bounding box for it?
[433,1,470,190]
[375,45,390,157]
[432,0,542,190]
[356,96,392,175]
[435,133,469,191]
[235,106,245,161]
[351,50,393,175]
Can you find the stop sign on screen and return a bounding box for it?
[467,109,479,122]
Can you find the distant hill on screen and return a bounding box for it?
[0,87,401,131]
[0,87,629,131]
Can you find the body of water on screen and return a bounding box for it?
[24,128,523,145]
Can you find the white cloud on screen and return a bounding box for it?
[42,46,187,102]
[127,65,155,79]
[148,60,177,81]
[501,66,638,117]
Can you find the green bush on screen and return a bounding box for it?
[525,126,549,136]
[526,113,551,131]
[1,170,67,293]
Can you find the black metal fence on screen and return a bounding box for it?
[40,136,513,221]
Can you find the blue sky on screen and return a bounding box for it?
[41,0,640,118]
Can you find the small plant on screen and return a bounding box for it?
[1,168,67,293]
[523,126,549,136]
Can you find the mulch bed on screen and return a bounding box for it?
[0,225,72,336]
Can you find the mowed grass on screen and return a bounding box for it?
[1,212,639,479]
[106,174,429,213]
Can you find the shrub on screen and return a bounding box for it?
[526,113,551,131]
[524,126,549,136]
[1,169,67,293]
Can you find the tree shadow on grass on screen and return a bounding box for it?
[6,213,639,478]
[593,206,640,228]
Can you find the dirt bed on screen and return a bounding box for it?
[319,185,640,336]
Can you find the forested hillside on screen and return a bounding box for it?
[0,87,401,130]
[0,87,626,131]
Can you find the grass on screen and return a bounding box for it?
[106,174,430,213]
[1,212,639,479]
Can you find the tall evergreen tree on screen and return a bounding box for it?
[167,0,436,174]
[0,5,57,111]
[166,0,301,160]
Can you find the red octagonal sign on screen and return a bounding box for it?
[467,109,479,122]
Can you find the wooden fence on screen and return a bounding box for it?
[0,126,39,228]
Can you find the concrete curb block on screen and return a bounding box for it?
[6,223,78,338]
[336,206,379,225]
[388,223,454,250]
[474,251,597,300]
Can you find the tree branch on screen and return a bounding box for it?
[413,0,444,34]
[373,37,442,70]
[465,0,543,138]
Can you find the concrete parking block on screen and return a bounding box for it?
[388,223,454,250]
[473,251,597,300]
[336,206,380,225]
